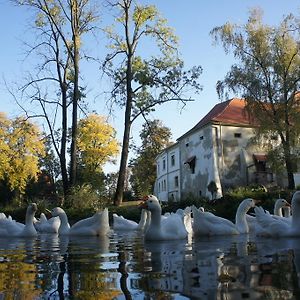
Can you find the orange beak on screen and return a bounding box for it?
[139,201,148,209]
[254,199,261,204]
[45,208,52,218]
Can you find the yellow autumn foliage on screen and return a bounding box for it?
[0,251,41,299]
[77,114,119,172]
[0,114,45,194]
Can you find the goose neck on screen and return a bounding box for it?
[59,211,69,225]
[235,203,250,232]
[149,210,161,228]
[25,212,35,226]
[274,206,283,217]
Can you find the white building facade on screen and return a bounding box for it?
[155,143,181,201]
[154,98,278,202]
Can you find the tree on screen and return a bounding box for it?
[129,119,172,196]
[103,0,202,205]
[76,114,119,190]
[0,114,45,199]
[14,0,99,199]
[211,9,300,189]
[207,180,218,201]
[39,135,61,185]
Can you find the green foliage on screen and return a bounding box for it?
[65,184,109,211]
[129,120,173,196]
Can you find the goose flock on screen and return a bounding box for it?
[0,191,299,240]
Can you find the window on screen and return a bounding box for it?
[185,138,189,147]
[234,133,242,138]
[158,182,161,192]
[253,154,267,172]
[157,162,160,174]
[174,176,179,187]
[163,179,167,191]
[171,154,175,166]
[162,159,166,170]
[184,156,196,174]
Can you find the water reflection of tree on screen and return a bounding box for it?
[46,235,121,299]
[0,238,41,299]
[117,243,132,300]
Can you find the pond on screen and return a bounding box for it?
[0,231,299,299]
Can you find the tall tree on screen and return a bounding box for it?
[14,0,99,199]
[129,119,172,196]
[103,0,202,205]
[211,9,300,189]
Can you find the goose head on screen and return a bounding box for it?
[28,203,38,214]
[140,195,161,214]
[239,198,257,211]
[274,198,290,209]
[51,207,66,217]
[274,198,290,216]
[25,203,38,226]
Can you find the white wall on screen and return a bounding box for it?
[155,144,180,201]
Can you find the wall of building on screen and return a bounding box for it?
[216,125,258,188]
[155,144,180,202]
[154,123,274,202]
[179,125,222,200]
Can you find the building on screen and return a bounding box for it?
[154,98,278,202]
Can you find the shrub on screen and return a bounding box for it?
[65,184,109,211]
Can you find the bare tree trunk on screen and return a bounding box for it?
[60,82,69,202]
[283,144,295,189]
[114,37,133,206]
[114,111,131,206]
[69,2,80,187]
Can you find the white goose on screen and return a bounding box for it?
[273,198,291,217]
[34,213,61,234]
[113,209,150,231]
[0,203,38,237]
[254,191,300,237]
[175,206,193,235]
[51,207,110,236]
[140,195,188,241]
[192,198,257,236]
[246,198,291,233]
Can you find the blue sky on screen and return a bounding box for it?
[1,0,300,173]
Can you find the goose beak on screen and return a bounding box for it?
[285,202,291,207]
[31,203,38,212]
[45,208,52,218]
[254,199,261,205]
[139,201,148,209]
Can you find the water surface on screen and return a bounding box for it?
[0,231,299,299]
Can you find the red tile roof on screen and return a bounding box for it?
[178,98,256,140]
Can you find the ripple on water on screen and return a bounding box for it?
[0,232,299,298]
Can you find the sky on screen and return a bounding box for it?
[1,0,300,173]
